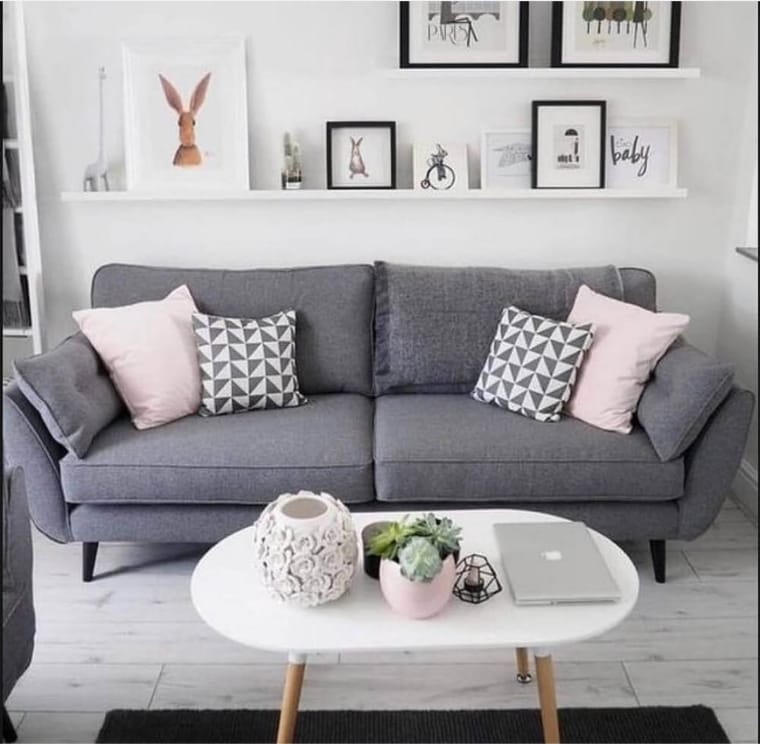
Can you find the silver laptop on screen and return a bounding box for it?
[493,521,621,605]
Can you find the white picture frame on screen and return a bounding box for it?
[413,142,468,192]
[606,120,678,189]
[480,130,532,190]
[123,38,250,192]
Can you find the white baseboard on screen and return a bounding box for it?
[731,458,758,524]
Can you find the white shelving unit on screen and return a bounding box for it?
[61,187,687,202]
[2,2,44,354]
[384,67,701,80]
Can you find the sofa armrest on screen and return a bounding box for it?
[677,386,755,540]
[637,342,735,461]
[3,468,32,595]
[2,383,73,543]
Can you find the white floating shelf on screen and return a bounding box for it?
[61,187,687,202]
[2,327,32,338]
[384,67,700,80]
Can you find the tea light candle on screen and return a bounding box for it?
[463,565,483,592]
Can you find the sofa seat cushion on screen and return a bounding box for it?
[61,394,374,506]
[374,395,683,504]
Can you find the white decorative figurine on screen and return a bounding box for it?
[252,491,358,607]
[83,67,110,191]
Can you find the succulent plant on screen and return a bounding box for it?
[367,519,415,561]
[398,536,443,582]
[413,513,462,557]
[282,131,302,183]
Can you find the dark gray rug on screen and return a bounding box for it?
[96,705,730,743]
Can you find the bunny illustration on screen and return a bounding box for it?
[348,136,369,178]
[158,72,212,167]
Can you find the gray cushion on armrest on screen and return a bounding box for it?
[637,342,735,462]
[12,333,124,458]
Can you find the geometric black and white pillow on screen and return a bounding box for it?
[192,309,306,416]
[471,306,594,423]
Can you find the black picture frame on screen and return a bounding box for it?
[531,100,606,189]
[400,2,529,69]
[551,1,681,68]
[326,121,397,190]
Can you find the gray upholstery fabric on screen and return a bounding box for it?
[68,499,678,543]
[638,342,735,462]
[374,262,625,394]
[61,394,374,506]
[69,503,264,543]
[3,468,36,702]
[374,394,683,503]
[91,263,375,396]
[678,387,755,539]
[2,383,73,543]
[619,267,657,310]
[13,333,124,458]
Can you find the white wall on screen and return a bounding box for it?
[20,1,758,357]
[715,34,758,518]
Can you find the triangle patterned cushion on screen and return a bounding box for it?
[472,306,594,422]
[192,309,306,416]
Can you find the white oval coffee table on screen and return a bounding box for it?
[191,508,639,744]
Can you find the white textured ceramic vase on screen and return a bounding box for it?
[252,490,358,607]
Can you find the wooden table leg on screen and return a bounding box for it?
[515,647,532,683]
[276,653,306,744]
[534,652,560,744]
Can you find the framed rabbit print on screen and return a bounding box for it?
[326,122,397,189]
[122,39,249,191]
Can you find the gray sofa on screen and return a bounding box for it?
[3,468,35,743]
[2,262,754,585]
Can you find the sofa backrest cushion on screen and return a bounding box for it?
[12,333,125,458]
[91,264,375,396]
[637,341,735,461]
[374,262,652,395]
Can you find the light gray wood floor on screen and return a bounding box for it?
[7,498,758,744]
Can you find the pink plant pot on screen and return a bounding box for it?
[379,554,457,619]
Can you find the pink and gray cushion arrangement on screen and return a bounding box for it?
[3,262,753,556]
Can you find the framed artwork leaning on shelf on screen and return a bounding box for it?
[552,1,681,68]
[532,100,606,189]
[400,1,529,68]
[481,130,532,190]
[413,142,468,191]
[326,122,396,190]
[606,120,678,189]
[123,38,250,191]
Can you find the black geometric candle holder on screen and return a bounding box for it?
[453,553,502,604]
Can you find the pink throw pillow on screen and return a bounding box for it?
[73,285,201,430]
[565,285,689,434]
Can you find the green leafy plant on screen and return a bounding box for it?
[367,513,462,578]
[413,513,462,558]
[398,537,442,582]
[367,519,415,561]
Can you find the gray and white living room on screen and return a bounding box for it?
[1,1,757,743]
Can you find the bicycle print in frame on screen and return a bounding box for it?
[413,142,469,192]
[400,2,529,68]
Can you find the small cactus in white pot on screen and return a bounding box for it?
[369,514,462,619]
[281,131,302,190]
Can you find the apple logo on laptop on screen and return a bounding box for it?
[541,550,563,561]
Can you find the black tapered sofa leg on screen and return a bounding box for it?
[650,539,666,583]
[82,542,99,582]
[2,705,18,743]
